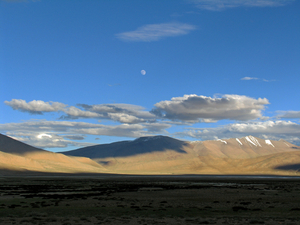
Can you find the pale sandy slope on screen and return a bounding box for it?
[0,134,107,174]
[92,136,300,175]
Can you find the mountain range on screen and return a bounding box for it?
[1,133,300,175]
[62,135,300,175]
[0,133,106,175]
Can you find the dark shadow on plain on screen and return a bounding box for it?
[0,169,117,177]
[1,169,300,181]
[274,164,300,172]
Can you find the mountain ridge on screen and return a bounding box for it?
[0,133,47,155]
[0,134,107,174]
[60,135,300,175]
[1,133,300,175]
[61,135,188,158]
[62,135,299,159]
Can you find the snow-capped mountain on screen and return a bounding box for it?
[1,133,300,175]
[62,135,300,175]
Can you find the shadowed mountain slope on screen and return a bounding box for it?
[62,136,188,158]
[0,134,106,174]
[0,133,46,155]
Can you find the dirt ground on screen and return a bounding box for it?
[0,175,299,224]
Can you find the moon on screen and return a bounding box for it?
[141,70,146,75]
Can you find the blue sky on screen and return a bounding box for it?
[1,0,300,152]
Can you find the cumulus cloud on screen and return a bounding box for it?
[116,22,196,42]
[190,0,294,11]
[5,99,66,114]
[107,113,144,124]
[5,131,91,149]
[61,106,101,119]
[177,120,300,145]
[0,120,144,137]
[77,103,156,123]
[152,94,269,123]
[277,111,300,119]
[0,120,171,148]
[7,96,270,125]
[5,99,156,124]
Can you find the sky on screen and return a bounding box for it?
[1,0,300,152]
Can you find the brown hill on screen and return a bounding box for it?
[0,134,106,174]
[1,133,300,175]
[62,135,300,175]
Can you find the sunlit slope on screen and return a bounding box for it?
[190,136,297,159]
[63,135,300,175]
[0,134,106,174]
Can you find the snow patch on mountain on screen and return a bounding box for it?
[217,139,227,144]
[265,140,275,147]
[283,142,290,147]
[245,136,261,147]
[236,138,243,145]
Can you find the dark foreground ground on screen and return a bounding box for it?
[0,175,300,224]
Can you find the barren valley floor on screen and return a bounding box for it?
[0,175,299,224]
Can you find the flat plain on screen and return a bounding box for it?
[0,175,300,224]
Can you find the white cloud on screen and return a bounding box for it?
[107,113,144,124]
[62,106,101,119]
[77,103,156,123]
[5,99,156,124]
[262,79,276,82]
[0,120,171,148]
[241,77,259,80]
[6,96,270,125]
[8,96,296,148]
[241,77,276,82]
[5,131,91,149]
[5,99,66,114]
[177,120,300,145]
[190,0,294,11]
[152,94,269,122]
[116,22,196,42]
[0,120,144,137]
[277,111,300,119]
